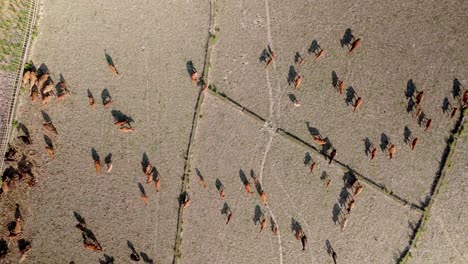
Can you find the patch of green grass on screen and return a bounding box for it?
[19,85,27,95]
[210,34,217,44]
[24,60,34,71]
[12,119,19,130]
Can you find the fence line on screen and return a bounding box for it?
[0,0,39,173]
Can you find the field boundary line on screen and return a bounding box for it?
[172,0,219,263]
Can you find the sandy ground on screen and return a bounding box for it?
[411,134,468,263]
[210,0,468,205]
[1,0,467,263]
[181,93,421,264]
[2,0,209,263]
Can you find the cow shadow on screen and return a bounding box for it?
[406,79,416,99]
[442,97,451,113]
[287,66,297,85]
[91,148,100,161]
[253,205,263,224]
[404,126,412,144]
[363,137,372,156]
[340,28,354,48]
[331,71,338,88]
[304,152,312,165]
[380,133,390,151]
[452,78,461,99]
[345,86,356,106]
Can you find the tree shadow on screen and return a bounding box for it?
[288,93,298,104]
[101,88,111,104]
[325,239,333,255]
[304,152,312,165]
[15,204,22,220]
[140,252,154,264]
[417,112,426,126]
[345,86,356,106]
[331,71,338,88]
[340,28,354,48]
[38,63,49,76]
[178,191,190,206]
[141,153,149,173]
[291,218,302,234]
[404,126,412,144]
[105,153,112,164]
[91,148,100,161]
[442,97,450,114]
[73,211,86,225]
[380,133,390,151]
[320,138,333,156]
[186,60,196,77]
[287,66,297,85]
[18,239,31,252]
[363,137,372,156]
[127,240,141,261]
[294,52,302,64]
[343,171,358,188]
[260,48,271,63]
[308,40,320,54]
[138,183,146,196]
[452,78,461,99]
[305,122,320,136]
[44,135,53,148]
[0,239,7,258]
[104,51,115,66]
[111,110,134,124]
[17,122,30,138]
[221,202,230,215]
[239,169,248,185]
[87,88,93,99]
[99,254,115,264]
[215,178,224,191]
[253,205,263,224]
[41,110,52,123]
[406,98,416,113]
[406,79,416,99]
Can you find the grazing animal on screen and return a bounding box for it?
[315,50,325,61]
[19,244,32,262]
[140,194,148,206]
[219,188,225,199]
[415,91,424,105]
[45,146,55,159]
[22,71,31,85]
[354,185,363,197]
[199,178,207,188]
[347,199,355,213]
[43,122,58,135]
[182,196,191,209]
[388,144,396,159]
[338,80,344,95]
[146,173,153,184]
[298,58,305,67]
[313,135,327,145]
[38,73,49,87]
[226,212,232,225]
[31,89,39,102]
[265,58,273,69]
[108,64,120,78]
[245,182,254,194]
[463,90,468,106]
[89,97,96,109]
[325,179,332,187]
[450,107,458,119]
[425,119,432,131]
[106,162,113,173]
[329,149,337,164]
[341,216,348,231]
[301,234,308,251]
[94,160,101,174]
[260,191,267,206]
[259,218,267,234]
[309,162,317,173]
[155,178,160,192]
[103,98,113,108]
[353,97,363,111]
[295,228,303,240]
[191,71,198,82]
[348,38,361,54]
[29,71,37,86]
[411,138,418,150]
[370,148,377,160]
[119,126,135,132]
[84,242,102,252]
[294,76,302,90]
[415,108,423,119]
[145,164,152,175]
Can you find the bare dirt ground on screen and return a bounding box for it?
[1,0,467,263]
